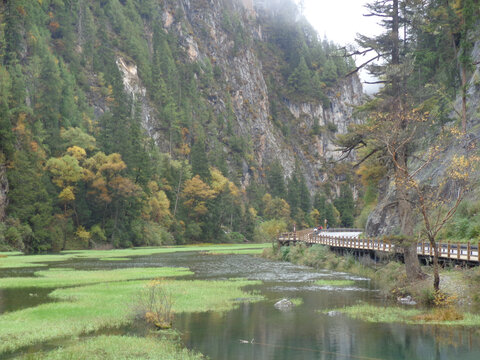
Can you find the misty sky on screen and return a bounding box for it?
[296,0,382,46]
[295,0,382,93]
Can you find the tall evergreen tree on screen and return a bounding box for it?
[345,0,425,280]
[298,173,311,213]
[190,139,210,181]
[334,184,354,227]
[266,160,286,199]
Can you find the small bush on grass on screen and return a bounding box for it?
[419,287,436,306]
[413,291,463,322]
[137,279,174,329]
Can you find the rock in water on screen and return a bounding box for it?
[327,311,341,317]
[397,295,417,305]
[274,299,294,311]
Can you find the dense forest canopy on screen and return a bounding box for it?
[1,0,479,254]
[0,0,355,252]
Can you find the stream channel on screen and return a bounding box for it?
[1,250,480,359]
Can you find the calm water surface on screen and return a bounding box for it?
[1,251,480,359]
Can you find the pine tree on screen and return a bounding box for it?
[266,160,286,199]
[347,0,425,280]
[298,173,311,213]
[37,53,62,154]
[190,139,210,181]
[0,67,14,159]
[287,174,300,216]
[334,184,354,227]
[288,56,312,98]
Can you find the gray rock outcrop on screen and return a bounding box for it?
[114,0,364,191]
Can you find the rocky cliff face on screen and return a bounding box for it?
[116,0,363,189]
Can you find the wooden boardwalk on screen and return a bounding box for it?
[277,229,480,264]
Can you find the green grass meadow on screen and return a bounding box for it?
[0,244,265,358]
[0,243,268,269]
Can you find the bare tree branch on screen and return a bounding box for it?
[364,80,389,84]
[345,53,385,78]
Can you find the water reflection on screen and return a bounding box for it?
[177,301,480,360]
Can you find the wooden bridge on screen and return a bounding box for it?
[277,229,480,265]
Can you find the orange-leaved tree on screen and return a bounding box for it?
[181,175,216,220]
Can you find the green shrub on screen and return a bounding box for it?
[90,225,107,246]
[419,287,436,306]
[253,219,287,243]
[326,121,338,133]
[455,218,470,239]
[225,232,245,243]
[0,219,32,251]
[281,246,290,261]
[288,244,306,263]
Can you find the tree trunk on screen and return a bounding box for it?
[461,65,467,133]
[173,165,183,217]
[396,153,424,281]
[391,0,424,281]
[431,237,440,291]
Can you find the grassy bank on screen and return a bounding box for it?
[1,275,261,354]
[321,303,480,326]
[0,267,193,289]
[0,246,265,357]
[0,243,269,269]
[20,335,204,360]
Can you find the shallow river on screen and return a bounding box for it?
[2,251,480,359]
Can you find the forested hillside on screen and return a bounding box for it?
[0,0,359,252]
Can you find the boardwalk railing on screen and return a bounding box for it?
[277,230,479,263]
[319,228,363,233]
